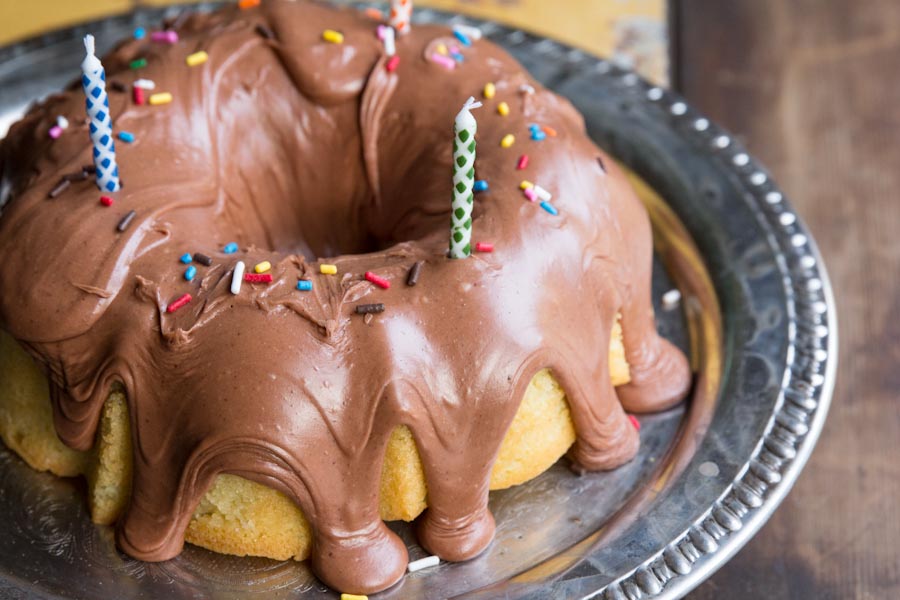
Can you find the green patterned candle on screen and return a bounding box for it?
[450,97,482,259]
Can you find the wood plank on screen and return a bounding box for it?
[677,1,900,597]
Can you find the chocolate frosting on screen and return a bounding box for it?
[0,1,690,594]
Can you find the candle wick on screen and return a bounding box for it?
[462,96,483,111]
[84,34,95,57]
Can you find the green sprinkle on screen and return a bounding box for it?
[130,58,148,70]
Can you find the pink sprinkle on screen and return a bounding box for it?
[449,44,461,54]
[386,55,400,72]
[166,293,192,313]
[151,30,179,44]
[523,188,537,202]
[48,126,63,139]
[516,154,529,170]
[628,415,641,431]
[377,25,388,40]
[430,53,456,70]
[474,242,494,253]
[365,271,391,289]
[100,196,114,207]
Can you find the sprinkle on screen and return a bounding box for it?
[238,0,261,8]
[110,81,128,93]
[322,30,344,44]
[186,51,209,67]
[117,210,137,232]
[230,261,245,294]
[166,293,192,313]
[64,170,89,182]
[149,92,173,105]
[436,44,448,55]
[193,253,212,266]
[133,79,155,90]
[254,260,271,274]
[406,261,423,286]
[500,134,515,148]
[365,271,391,289]
[529,124,541,133]
[533,185,552,202]
[223,242,239,254]
[531,129,547,141]
[597,156,606,173]
[179,253,193,264]
[497,102,510,116]
[340,595,368,600]
[355,303,384,315]
[244,273,273,283]
[483,82,496,99]
[364,7,384,20]
[430,53,456,70]
[386,55,400,72]
[320,264,337,275]
[540,201,558,216]
[151,30,179,44]
[255,24,276,39]
[543,125,558,137]
[382,26,396,56]
[56,115,69,129]
[48,178,71,199]
[450,51,464,63]
[473,180,489,192]
[408,555,440,573]
[118,131,135,143]
[184,265,197,281]
[474,242,494,253]
[133,87,145,105]
[130,58,147,70]
[519,84,535,95]
[297,279,313,291]
[134,27,146,40]
[516,155,529,170]
[662,288,682,309]
[452,29,472,47]
[628,415,641,431]
[523,187,537,202]
[519,180,534,190]
[100,195,114,207]
[49,126,63,139]
[453,24,483,41]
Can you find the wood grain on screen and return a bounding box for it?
[677,1,900,598]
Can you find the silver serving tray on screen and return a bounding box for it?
[0,4,836,599]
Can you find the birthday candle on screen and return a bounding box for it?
[389,0,412,36]
[449,97,482,259]
[81,35,121,193]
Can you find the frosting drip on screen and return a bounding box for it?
[0,1,690,594]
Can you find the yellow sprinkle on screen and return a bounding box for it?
[520,180,534,190]
[340,595,368,600]
[483,82,496,99]
[148,92,173,105]
[254,261,271,274]
[436,43,448,55]
[322,29,344,44]
[186,51,208,67]
[497,101,510,116]
[320,264,338,275]
[500,134,515,148]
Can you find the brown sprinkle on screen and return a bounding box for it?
[63,170,89,182]
[406,261,423,286]
[356,303,385,315]
[110,81,128,93]
[48,178,71,199]
[193,252,213,266]
[116,210,137,232]
[255,24,276,40]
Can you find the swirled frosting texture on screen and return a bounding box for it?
[0,1,690,594]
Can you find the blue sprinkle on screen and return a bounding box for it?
[297,280,313,291]
[531,130,547,141]
[452,29,472,47]
[184,265,197,281]
[223,242,238,254]
[134,27,146,40]
[451,52,464,63]
[540,201,558,216]
[179,253,192,264]
[529,123,541,132]
[473,180,489,193]
[118,131,135,143]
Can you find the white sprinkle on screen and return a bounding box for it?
[133,78,156,90]
[533,185,552,202]
[383,26,396,56]
[662,289,682,309]
[56,115,69,129]
[408,555,440,573]
[519,84,535,95]
[453,24,483,40]
[231,261,245,295]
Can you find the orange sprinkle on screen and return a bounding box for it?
[364,7,384,20]
[238,0,260,8]
[542,125,558,137]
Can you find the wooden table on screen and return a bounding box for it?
[677,1,900,598]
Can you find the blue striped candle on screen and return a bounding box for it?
[81,35,121,193]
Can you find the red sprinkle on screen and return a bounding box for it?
[100,195,114,207]
[166,293,192,313]
[628,415,641,431]
[244,273,273,283]
[474,242,494,253]
[133,86,145,105]
[516,154,529,170]
[365,271,391,289]
[386,55,400,72]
